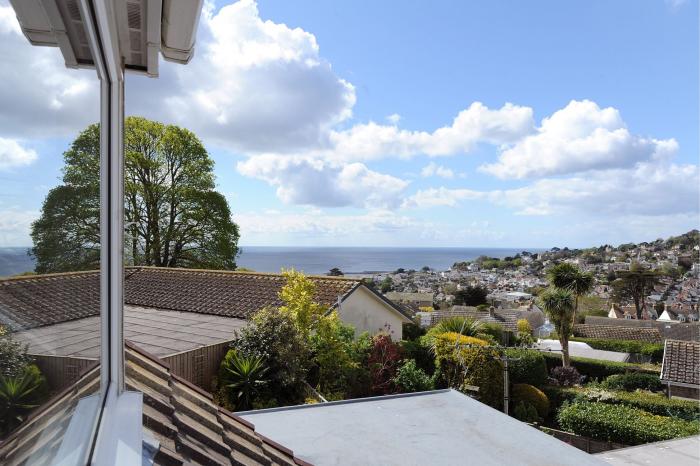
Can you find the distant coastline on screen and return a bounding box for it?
[0,246,537,277]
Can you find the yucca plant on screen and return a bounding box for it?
[222,351,269,411]
[0,366,44,436]
[431,317,482,336]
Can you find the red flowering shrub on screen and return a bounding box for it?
[368,333,402,395]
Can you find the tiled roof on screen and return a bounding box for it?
[0,342,310,466]
[661,339,700,387]
[0,268,359,331]
[573,324,662,343]
[429,306,519,332]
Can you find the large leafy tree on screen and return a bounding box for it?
[31,117,240,272]
[539,287,575,367]
[611,263,661,319]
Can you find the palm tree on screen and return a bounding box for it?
[547,263,593,323]
[538,287,575,367]
[222,352,268,411]
[0,369,42,435]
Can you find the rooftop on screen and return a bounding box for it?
[240,390,607,466]
[596,435,700,466]
[661,339,700,386]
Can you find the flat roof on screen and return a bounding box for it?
[241,389,607,466]
[596,435,700,466]
[13,305,246,359]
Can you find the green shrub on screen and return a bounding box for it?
[505,349,548,387]
[402,322,426,341]
[571,337,664,363]
[219,350,269,411]
[478,323,515,345]
[400,339,435,375]
[540,386,580,413]
[433,333,503,409]
[429,317,482,337]
[393,359,434,393]
[558,401,700,445]
[0,365,47,435]
[512,383,550,418]
[0,329,33,378]
[541,352,659,380]
[600,373,663,392]
[514,401,539,423]
[576,388,700,421]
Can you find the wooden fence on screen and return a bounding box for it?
[32,354,97,392]
[529,424,626,454]
[162,340,232,391]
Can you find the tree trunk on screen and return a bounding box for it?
[560,334,570,368]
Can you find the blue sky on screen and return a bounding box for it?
[0,0,697,248]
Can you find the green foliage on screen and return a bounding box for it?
[230,308,310,405]
[477,322,511,345]
[402,322,426,342]
[0,331,33,379]
[599,373,663,392]
[368,334,403,395]
[504,349,548,387]
[477,256,523,270]
[380,276,394,293]
[399,339,435,376]
[570,337,664,363]
[453,286,488,306]
[432,333,503,409]
[512,384,550,419]
[517,319,532,335]
[310,313,358,396]
[538,287,576,366]
[541,352,660,380]
[219,351,268,411]
[575,388,700,421]
[611,267,661,319]
[428,317,482,337]
[392,359,434,393]
[514,401,539,423]
[278,269,328,337]
[31,117,240,273]
[0,365,47,436]
[557,401,700,445]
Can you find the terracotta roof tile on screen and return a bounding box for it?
[0,342,310,466]
[661,339,700,387]
[0,267,359,331]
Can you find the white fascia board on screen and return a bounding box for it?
[160,0,203,64]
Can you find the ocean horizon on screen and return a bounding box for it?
[0,246,540,277]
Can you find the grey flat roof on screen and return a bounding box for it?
[597,435,700,466]
[241,389,607,466]
[13,305,246,358]
[537,340,631,362]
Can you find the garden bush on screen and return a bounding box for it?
[599,373,663,392]
[400,339,435,375]
[0,364,47,436]
[393,359,434,393]
[558,401,700,445]
[504,349,548,387]
[433,333,503,409]
[368,333,403,395]
[571,337,664,363]
[0,328,33,378]
[575,388,700,421]
[541,352,659,380]
[514,401,539,423]
[402,322,426,341]
[540,386,579,413]
[550,366,582,387]
[511,383,550,418]
[219,350,269,411]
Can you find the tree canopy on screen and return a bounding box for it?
[31,117,240,273]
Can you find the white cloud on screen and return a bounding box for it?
[0,208,37,246]
[237,154,408,208]
[0,2,98,139]
[386,113,401,125]
[406,162,699,218]
[0,138,37,170]
[480,100,678,179]
[421,162,454,179]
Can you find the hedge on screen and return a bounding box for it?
[599,373,663,392]
[558,401,700,445]
[541,352,659,380]
[512,383,549,418]
[504,348,548,387]
[399,339,435,376]
[570,337,664,363]
[577,388,700,421]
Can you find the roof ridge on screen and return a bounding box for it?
[125,266,359,282]
[0,269,98,283]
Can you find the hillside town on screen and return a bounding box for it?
[368,230,699,325]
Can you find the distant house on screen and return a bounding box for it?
[383,291,434,309]
[658,304,699,323]
[660,339,700,400]
[608,303,656,320]
[0,268,412,390]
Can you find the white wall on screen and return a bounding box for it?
[337,286,408,340]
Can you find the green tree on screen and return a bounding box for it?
[546,263,593,323]
[31,117,240,273]
[453,285,488,306]
[538,287,575,367]
[611,263,661,319]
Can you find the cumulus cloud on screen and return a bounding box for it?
[0,2,98,139]
[421,162,454,179]
[480,100,678,179]
[237,154,408,208]
[406,162,699,218]
[0,138,37,170]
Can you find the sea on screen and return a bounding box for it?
[0,246,537,277]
